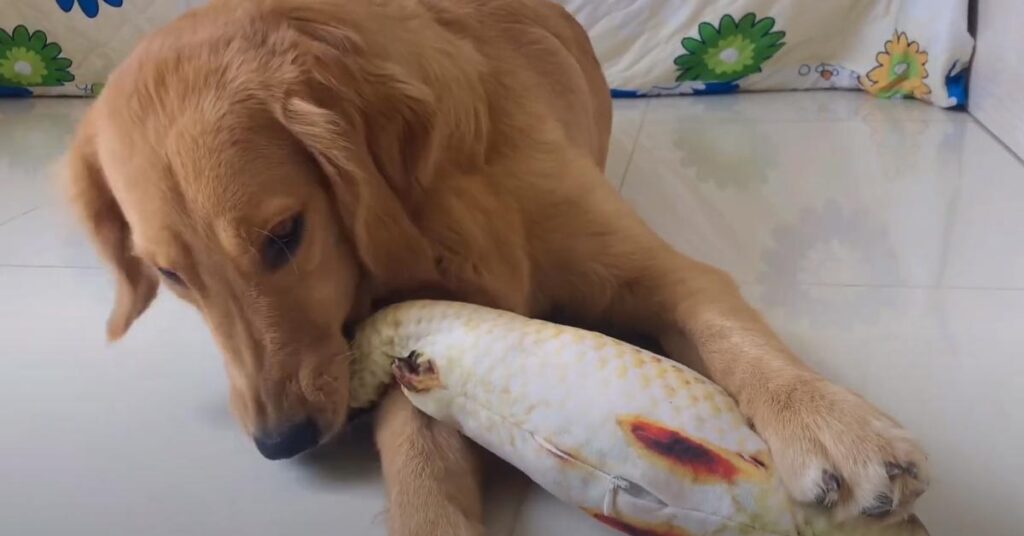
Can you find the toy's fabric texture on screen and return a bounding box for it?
[351,301,929,536]
[551,0,973,108]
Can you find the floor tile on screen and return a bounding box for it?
[643,90,973,125]
[0,267,385,535]
[943,124,1024,289]
[0,202,101,267]
[743,283,1024,536]
[622,98,1000,289]
[0,99,89,223]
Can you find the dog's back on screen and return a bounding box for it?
[418,0,612,164]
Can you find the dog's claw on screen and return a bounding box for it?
[885,461,909,480]
[861,493,894,518]
[815,470,842,509]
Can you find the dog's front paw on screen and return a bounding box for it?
[753,375,929,522]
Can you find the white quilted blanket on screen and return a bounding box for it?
[1,0,973,108]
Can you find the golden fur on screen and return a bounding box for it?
[64,0,928,533]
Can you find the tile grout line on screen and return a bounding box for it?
[0,263,103,270]
[935,116,970,287]
[0,206,40,228]
[641,115,971,127]
[616,100,649,192]
[966,111,1024,166]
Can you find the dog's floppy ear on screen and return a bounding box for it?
[284,13,442,197]
[270,15,442,291]
[63,110,158,341]
[275,94,439,292]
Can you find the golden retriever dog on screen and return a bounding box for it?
[64,0,928,533]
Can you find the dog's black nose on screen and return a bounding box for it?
[254,418,320,460]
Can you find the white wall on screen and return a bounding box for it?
[970,0,1024,158]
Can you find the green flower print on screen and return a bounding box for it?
[674,13,786,83]
[0,25,75,87]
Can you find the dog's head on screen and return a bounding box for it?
[63,3,484,459]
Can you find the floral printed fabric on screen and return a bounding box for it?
[55,0,125,20]
[1,0,974,108]
[861,32,932,100]
[554,0,974,108]
[0,0,190,96]
[674,14,786,84]
[0,25,74,88]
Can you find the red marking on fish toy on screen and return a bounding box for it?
[618,416,769,484]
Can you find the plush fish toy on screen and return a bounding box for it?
[349,301,928,536]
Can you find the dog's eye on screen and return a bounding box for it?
[262,213,305,271]
[157,267,185,286]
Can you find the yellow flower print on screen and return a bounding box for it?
[861,31,931,100]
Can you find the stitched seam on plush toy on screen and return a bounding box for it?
[443,389,790,536]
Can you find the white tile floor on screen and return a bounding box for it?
[2,92,1023,536]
